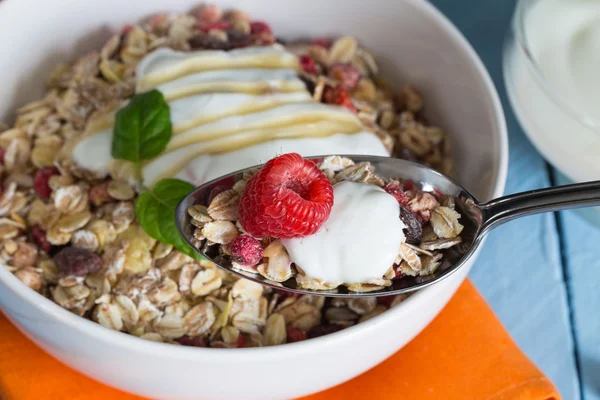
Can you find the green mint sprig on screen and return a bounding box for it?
[111,90,202,260]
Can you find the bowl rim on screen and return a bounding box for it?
[0,0,507,360]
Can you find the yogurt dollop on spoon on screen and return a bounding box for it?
[282,181,406,285]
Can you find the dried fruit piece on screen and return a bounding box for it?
[198,20,230,32]
[286,326,307,343]
[383,183,409,205]
[53,247,103,277]
[299,55,318,75]
[329,63,361,90]
[176,335,206,347]
[312,38,330,49]
[249,21,272,35]
[307,324,342,339]
[230,234,263,267]
[31,225,51,253]
[238,153,334,238]
[323,85,356,113]
[399,205,422,245]
[33,167,60,199]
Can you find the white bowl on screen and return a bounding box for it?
[0,0,507,399]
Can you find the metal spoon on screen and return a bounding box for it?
[175,155,600,298]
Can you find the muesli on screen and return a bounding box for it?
[0,4,454,347]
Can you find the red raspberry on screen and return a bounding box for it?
[229,235,263,267]
[0,147,5,164]
[312,38,331,48]
[238,153,334,239]
[383,183,409,206]
[34,167,59,199]
[329,63,361,90]
[250,21,272,35]
[199,20,230,32]
[31,225,51,254]
[299,55,318,75]
[323,85,356,113]
[286,327,307,343]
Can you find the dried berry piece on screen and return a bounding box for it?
[31,225,52,254]
[329,63,361,90]
[312,38,331,48]
[323,85,356,113]
[53,247,103,277]
[383,183,409,206]
[211,335,246,348]
[176,335,207,347]
[33,167,60,199]
[198,20,230,32]
[399,205,422,245]
[249,21,272,35]
[227,29,251,48]
[286,327,307,343]
[189,34,232,50]
[230,234,263,267]
[299,55,318,75]
[0,147,5,164]
[308,324,343,339]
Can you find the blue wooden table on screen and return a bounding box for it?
[430,1,599,399]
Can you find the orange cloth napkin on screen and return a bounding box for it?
[0,280,559,400]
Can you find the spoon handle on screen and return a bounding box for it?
[479,180,600,234]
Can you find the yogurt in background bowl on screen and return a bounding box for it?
[0,0,507,399]
[504,0,600,225]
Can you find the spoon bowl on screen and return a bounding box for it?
[176,155,600,297]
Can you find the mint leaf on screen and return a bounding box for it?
[135,178,203,260]
[112,90,172,163]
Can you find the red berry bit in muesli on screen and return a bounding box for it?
[189,154,465,293]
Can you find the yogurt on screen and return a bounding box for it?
[72,45,389,186]
[507,0,600,182]
[282,182,405,285]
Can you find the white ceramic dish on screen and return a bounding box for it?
[0,0,507,399]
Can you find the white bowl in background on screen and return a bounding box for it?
[0,0,507,399]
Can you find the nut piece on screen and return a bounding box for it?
[53,247,103,277]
